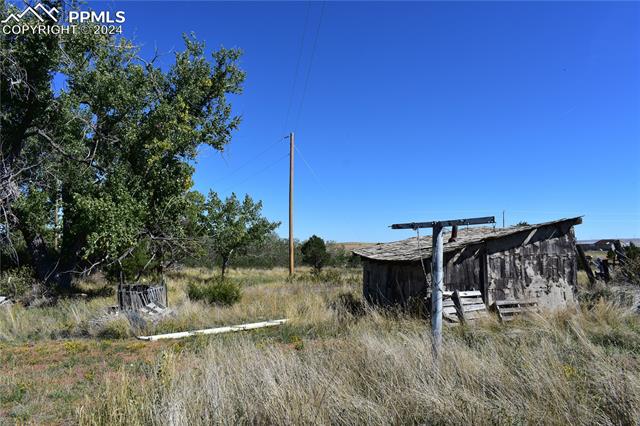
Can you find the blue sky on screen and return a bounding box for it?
[93,2,639,241]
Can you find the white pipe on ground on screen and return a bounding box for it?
[137,319,289,341]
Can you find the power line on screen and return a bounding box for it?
[281,1,311,135]
[293,1,326,131]
[294,144,325,191]
[216,136,287,184]
[219,152,290,194]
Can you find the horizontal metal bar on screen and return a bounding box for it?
[390,216,496,230]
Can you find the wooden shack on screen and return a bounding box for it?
[353,217,582,311]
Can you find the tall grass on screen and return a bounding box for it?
[0,267,358,341]
[3,266,640,425]
[78,301,640,425]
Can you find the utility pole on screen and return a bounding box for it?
[391,216,495,357]
[288,132,295,276]
[502,210,505,228]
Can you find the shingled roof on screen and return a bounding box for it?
[353,217,582,262]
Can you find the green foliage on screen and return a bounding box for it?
[103,239,159,283]
[327,244,361,268]
[202,192,280,276]
[516,221,530,226]
[625,242,640,260]
[301,235,330,271]
[184,232,305,269]
[187,277,242,306]
[1,3,245,288]
[0,267,35,299]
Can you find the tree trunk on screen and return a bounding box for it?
[220,256,228,278]
[25,233,55,283]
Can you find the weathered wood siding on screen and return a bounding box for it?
[485,225,577,309]
[362,222,578,310]
[362,260,427,307]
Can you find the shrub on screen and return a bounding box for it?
[187,277,242,306]
[0,267,36,299]
[329,292,365,318]
[96,317,132,339]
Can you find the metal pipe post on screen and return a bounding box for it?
[431,224,444,356]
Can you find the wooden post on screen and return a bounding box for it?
[576,245,596,286]
[431,224,444,355]
[613,240,627,265]
[288,132,295,276]
[602,259,610,282]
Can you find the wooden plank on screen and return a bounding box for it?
[613,240,627,265]
[495,299,537,306]
[453,289,488,322]
[442,291,460,323]
[495,299,540,321]
[498,307,538,314]
[463,305,487,312]
[576,245,596,285]
[459,298,484,305]
[457,290,483,297]
[137,319,289,341]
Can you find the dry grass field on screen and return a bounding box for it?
[1,267,640,425]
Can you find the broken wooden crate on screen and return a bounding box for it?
[438,290,488,323]
[442,291,460,323]
[454,290,489,322]
[117,283,167,314]
[494,299,539,322]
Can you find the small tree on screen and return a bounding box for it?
[203,191,280,277]
[301,235,330,272]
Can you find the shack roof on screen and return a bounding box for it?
[353,217,582,262]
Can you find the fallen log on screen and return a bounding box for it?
[137,319,288,341]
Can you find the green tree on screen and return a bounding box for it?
[301,235,330,272]
[1,1,244,288]
[625,242,639,260]
[202,191,280,277]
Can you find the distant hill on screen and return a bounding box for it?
[329,242,377,251]
[578,238,640,245]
